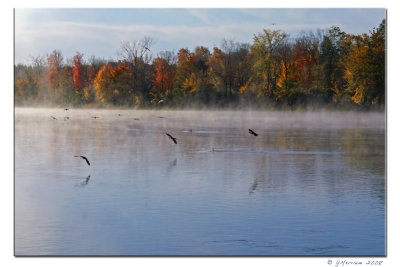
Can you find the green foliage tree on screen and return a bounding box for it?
[319,26,347,103]
[250,29,288,99]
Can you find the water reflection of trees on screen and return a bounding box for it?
[342,129,385,174]
[342,129,385,204]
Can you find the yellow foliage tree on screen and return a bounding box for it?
[183,73,199,94]
[93,65,115,103]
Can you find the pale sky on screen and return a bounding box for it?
[14,8,386,64]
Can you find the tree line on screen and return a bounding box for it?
[14,20,385,110]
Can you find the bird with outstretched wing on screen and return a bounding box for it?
[74,155,90,166]
[249,129,258,136]
[166,133,177,144]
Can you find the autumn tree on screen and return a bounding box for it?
[152,55,176,102]
[173,48,195,98]
[87,56,105,85]
[59,66,75,104]
[173,47,213,104]
[208,46,226,98]
[93,64,113,103]
[77,56,107,103]
[14,64,40,104]
[208,40,252,102]
[93,64,135,105]
[250,29,288,99]
[343,19,385,106]
[72,52,86,92]
[14,56,47,104]
[209,40,233,98]
[369,19,385,105]
[184,46,215,104]
[46,50,77,104]
[46,50,63,95]
[232,43,252,95]
[292,32,320,92]
[275,39,297,103]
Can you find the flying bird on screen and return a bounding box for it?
[144,46,150,51]
[166,133,177,144]
[74,155,90,166]
[92,116,99,119]
[134,118,140,121]
[249,129,258,136]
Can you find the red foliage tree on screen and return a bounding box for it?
[72,52,86,92]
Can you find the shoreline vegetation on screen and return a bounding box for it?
[15,20,385,111]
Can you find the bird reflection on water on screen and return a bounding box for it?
[249,178,259,194]
[166,158,177,174]
[74,175,91,188]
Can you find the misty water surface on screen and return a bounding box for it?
[15,108,385,256]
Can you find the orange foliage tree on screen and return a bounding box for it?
[152,57,175,97]
[343,20,385,105]
[93,64,134,105]
[47,50,63,91]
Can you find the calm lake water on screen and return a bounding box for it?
[14,108,386,256]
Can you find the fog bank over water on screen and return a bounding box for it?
[15,108,385,130]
